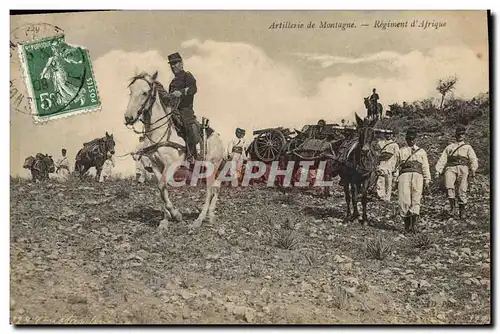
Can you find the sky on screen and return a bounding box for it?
[10,10,489,177]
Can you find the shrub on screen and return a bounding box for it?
[366,235,392,260]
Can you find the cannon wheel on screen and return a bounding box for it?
[253,129,286,163]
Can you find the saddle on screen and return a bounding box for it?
[338,138,359,164]
[159,99,216,160]
[77,139,104,162]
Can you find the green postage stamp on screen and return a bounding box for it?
[18,35,101,122]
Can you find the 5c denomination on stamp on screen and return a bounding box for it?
[17,35,101,123]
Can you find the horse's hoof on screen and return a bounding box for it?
[190,219,203,229]
[158,219,169,230]
[172,210,183,222]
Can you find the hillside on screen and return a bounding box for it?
[10,180,490,324]
[379,93,490,175]
[10,94,491,324]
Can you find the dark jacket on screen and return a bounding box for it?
[168,70,197,109]
[369,93,379,102]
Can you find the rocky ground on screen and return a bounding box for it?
[10,175,491,324]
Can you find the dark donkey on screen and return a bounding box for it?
[23,153,56,182]
[333,113,380,225]
[74,132,116,181]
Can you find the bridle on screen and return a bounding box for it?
[125,76,180,154]
[353,126,379,175]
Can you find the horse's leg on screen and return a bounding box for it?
[323,167,332,198]
[351,182,360,221]
[361,186,368,226]
[208,182,221,224]
[95,164,103,182]
[79,165,91,180]
[160,166,182,223]
[193,179,212,228]
[150,166,174,229]
[343,179,351,221]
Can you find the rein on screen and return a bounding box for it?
[125,77,181,157]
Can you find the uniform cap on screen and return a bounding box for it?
[167,52,183,64]
[406,127,417,139]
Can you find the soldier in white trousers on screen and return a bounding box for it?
[394,128,431,233]
[435,125,479,219]
[376,131,399,202]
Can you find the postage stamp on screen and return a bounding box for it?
[10,23,65,116]
[17,35,101,122]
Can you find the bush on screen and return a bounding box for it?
[381,93,490,175]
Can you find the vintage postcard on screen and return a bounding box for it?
[10,10,491,325]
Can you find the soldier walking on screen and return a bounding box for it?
[227,128,248,183]
[376,130,399,202]
[394,127,431,233]
[434,125,479,219]
[55,148,70,181]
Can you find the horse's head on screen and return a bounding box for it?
[23,156,35,169]
[104,131,116,155]
[364,97,370,109]
[43,154,56,173]
[355,113,377,153]
[124,71,159,125]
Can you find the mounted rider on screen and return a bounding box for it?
[369,88,379,109]
[157,52,202,163]
[376,130,399,202]
[434,125,479,219]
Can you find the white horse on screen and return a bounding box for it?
[124,71,225,230]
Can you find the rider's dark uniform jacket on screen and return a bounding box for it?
[157,70,202,152]
[168,70,197,109]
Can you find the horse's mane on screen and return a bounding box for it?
[128,71,154,87]
[83,137,104,146]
